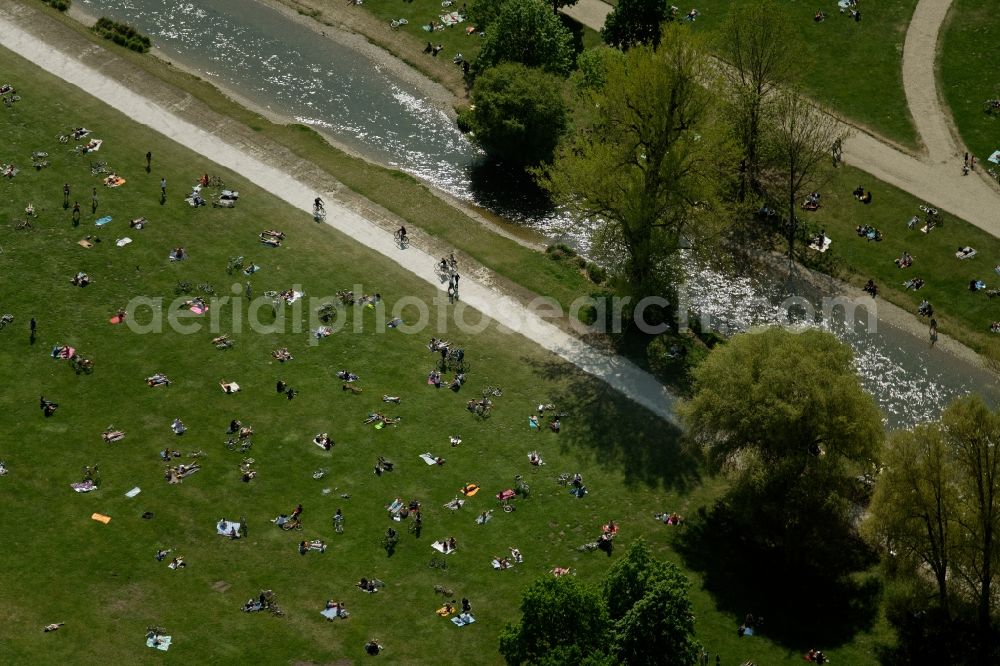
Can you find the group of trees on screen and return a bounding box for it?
[464,0,846,328]
[499,541,701,665]
[865,396,1000,664]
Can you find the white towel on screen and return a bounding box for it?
[124,487,141,498]
[420,453,438,465]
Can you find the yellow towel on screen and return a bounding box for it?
[91,513,111,524]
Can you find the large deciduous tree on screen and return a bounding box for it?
[767,89,848,261]
[467,63,568,166]
[605,541,701,665]
[498,576,613,665]
[716,0,794,201]
[475,0,575,77]
[601,0,673,51]
[538,27,730,323]
[681,327,883,586]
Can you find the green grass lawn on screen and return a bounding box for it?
[791,164,1000,360]
[690,0,920,149]
[939,0,1000,162]
[0,45,894,664]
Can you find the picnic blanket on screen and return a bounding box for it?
[451,613,476,627]
[104,175,125,188]
[988,150,1000,164]
[115,237,132,247]
[216,519,241,537]
[72,480,96,493]
[78,239,94,248]
[146,634,172,651]
[84,139,103,152]
[420,453,439,465]
[124,487,141,498]
[808,235,832,253]
[461,484,480,497]
[320,606,347,620]
[439,11,462,25]
[220,382,239,392]
[956,247,977,260]
[432,540,456,554]
[387,498,404,514]
[95,216,112,226]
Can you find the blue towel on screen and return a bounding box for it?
[96,216,112,226]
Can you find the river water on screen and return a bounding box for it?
[76,0,998,427]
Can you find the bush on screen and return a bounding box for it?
[586,262,606,284]
[545,243,577,259]
[93,17,151,53]
[41,0,70,11]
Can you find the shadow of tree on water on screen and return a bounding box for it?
[523,356,701,493]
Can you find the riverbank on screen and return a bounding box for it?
[19,0,996,382]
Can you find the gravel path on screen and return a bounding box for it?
[0,2,679,424]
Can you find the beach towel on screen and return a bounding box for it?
[124,487,141,498]
[436,605,455,616]
[84,139,103,152]
[387,498,404,514]
[109,315,125,324]
[146,635,172,651]
[243,264,260,275]
[439,11,462,25]
[432,541,456,554]
[808,235,832,253]
[91,512,111,524]
[528,417,539,430]
[476,512,492,524]
[444,498,465,510]
[72,480,96,493]
[95,216,112,226]
[78,239,94,248]
[988,150,1000,164]
[104,176,125,188]
[420,453,439,465]
[286,291,303,304]
[320,607,346,620]
[374,422,384,430]
[190,304,208,315]
[115,237,132,247]
[451,613,476,626]
[220,382,239,393]
[461,484,480,497]
[216,520,241,537]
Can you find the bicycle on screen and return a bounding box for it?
[983,99,1000,114]
[226,439,252,452]
[0,314,13,329]
[482,386,503,398]
[394,227,408,248]
[428,555,448,570]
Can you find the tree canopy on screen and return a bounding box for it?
[601,0,673,51]
[500,542,701,665]
[538,26,730,313]
[467,63,568,166]
[475,0,576,77]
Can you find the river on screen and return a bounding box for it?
[76,0,999,427]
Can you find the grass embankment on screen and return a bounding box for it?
[31,1,598,314]
[692,0,920,150]
[939,0,1000,164]
[794,164,1000,362]
[0,46,892,664]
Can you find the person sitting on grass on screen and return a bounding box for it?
[428,370,441,388]
[365,639,383,655]
[894,251,913,268]
[918,300,934,317]
[990,322,1000,334]
[337,370,359,382]
[449,373,465,391]
[903,277,925,291]
[314,433,332,450]
[549,417,561,433]
[70,271,90,287]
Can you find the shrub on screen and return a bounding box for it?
[41,0,70,11]
[93,17,151,53]
[586,262,606,284]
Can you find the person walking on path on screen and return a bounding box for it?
[91,187,98,214]
[929,317,938,348]
[62,183,69,208]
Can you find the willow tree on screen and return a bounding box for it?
[538,26,730,326]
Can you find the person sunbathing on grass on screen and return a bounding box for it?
[894,251,913,268]
[147,373,171,387]
[382,394,401,404]
[102,429,125,443]
[219,380,240,394]
[70,271,90,287]
[259,234,280,247]
[271,348,292,361]
[343,383,363,394]
[528,451,543,466]
[314,433,333,450]
[337,370,359,382]
[261,229,285,240]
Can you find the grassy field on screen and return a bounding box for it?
[688,0,920,149]
[939,0,1000,163]
[0,46,897,664]
[790,164,1000,361]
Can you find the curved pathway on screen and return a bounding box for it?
[0,3,679,425]
[565,0,1000,238]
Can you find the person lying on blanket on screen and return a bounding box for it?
[102,429,125,443]
[147,373,171,387]
[70,272,90,287]
[314,433,333,450]
[510,547,523,563]
[219,380,240,394]
[337,370,359,382]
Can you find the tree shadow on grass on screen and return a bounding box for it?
[523,356,701,492]
[676,499,882,650]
